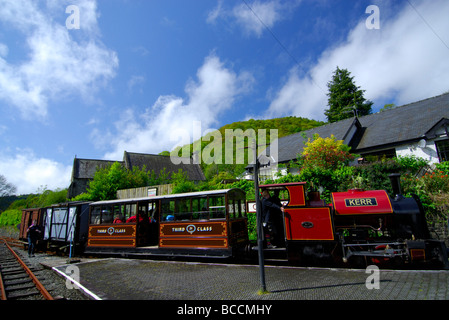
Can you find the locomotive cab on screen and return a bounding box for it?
[259,182,336,265]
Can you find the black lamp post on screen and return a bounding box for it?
[252,141,266,293]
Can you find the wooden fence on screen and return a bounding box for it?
[117,184,173,199]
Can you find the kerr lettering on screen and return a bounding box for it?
[345,198,378,207]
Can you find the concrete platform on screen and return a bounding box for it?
[51,257,449,301]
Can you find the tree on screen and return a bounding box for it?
[0,174,17,196]
[379,103,396,112]
[81,162,153,201]
[324,67,373,123]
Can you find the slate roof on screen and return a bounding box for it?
[68,151,205,198]
[123,151,206,181]
[354,93,449,152]
[272,92,449,163]
[71,158,120,180]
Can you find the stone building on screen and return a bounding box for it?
[67,151,205,198]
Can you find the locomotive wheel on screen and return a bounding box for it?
[287,243,336,267]
[371,245,404,269]
[371,244,390,266]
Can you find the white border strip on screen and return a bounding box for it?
[52,266,103,300]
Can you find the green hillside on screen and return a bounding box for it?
[220,116,323,137]
[167,116,325,180]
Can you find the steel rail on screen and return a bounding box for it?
[1,239,54,300]
[0,269,6,300]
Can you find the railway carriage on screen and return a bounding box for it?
[19,201,91,253]
[19,208,46,241]
[84,188,249,258]
[42,201,91,252]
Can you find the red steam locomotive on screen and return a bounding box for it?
[259,173,448,269]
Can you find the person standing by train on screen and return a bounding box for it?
[27,220,41,257]
[261,190,284,248]
[271,190,285,247]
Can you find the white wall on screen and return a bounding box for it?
[395,139,440,164]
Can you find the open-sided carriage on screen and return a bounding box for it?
[84,188,249,258]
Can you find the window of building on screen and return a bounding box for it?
[435,139,449,162]
[361,148,396,162]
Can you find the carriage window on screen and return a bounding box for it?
[138,204,148,221]
[138,204,147,215]
[229,199,246,219]
[90,206,101,224]
[148,202,157,222]
[192,197,208,220]
[209,195,225,219]
[124,204,137,223]
[240,200,247,218]
[228,198,236,219]
[121,205,127,222]
[161,199,175,221]
[176,198,192,220]
[101,205,113,224]
[113,205,124,223]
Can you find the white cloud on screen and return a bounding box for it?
[0,0,118,120]
[127,75,146,94]
[100,54,254,160]
[208,0,301,38]
[266,0,449,121]
[206,0,224,24]
[232,1,281,37]
[0,43,8,57]
[0,149,72,195]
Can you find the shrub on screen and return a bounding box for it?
[395,155,428,174]
[401,167,449,219]
[171,170,198,194]
[0,209,21,227]
[435,161,449,175]
[420,170,449,194]
[301,134,354,171]
[247,211,257,242]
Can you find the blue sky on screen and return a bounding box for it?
[0,0,448,194]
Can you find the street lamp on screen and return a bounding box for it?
[252,140,267,293]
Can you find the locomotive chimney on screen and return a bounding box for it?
[388,173,402,199]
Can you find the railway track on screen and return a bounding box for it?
[0,238,54,300]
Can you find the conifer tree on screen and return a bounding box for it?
[324,67,373,123]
